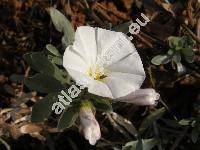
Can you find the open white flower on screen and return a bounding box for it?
[63,26,145,99]
[79,106,101,145]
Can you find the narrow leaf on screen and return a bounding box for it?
[139,108,165,133]
[46,44,61,57]
[123,139,157,150]
[151,55,171,65]
[49,7,74,47]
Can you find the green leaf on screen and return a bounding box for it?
[57,107,79,129]
[113,21,132,33]
[24,52,66,83]
[172,52,181,64]
[91,98,112,112]
[176,62,186,74]
[24,73,63,93]
[49,7,74,47]
[167,49,175,56]
[136,139,143,150]
[191,127,199,143]
[46,44,61,57]
[139,108,165,133]
[181,47,195,63]
[31,92,58,122]
[168,36,182,50]
[24,52,55,74]
[179,119,191,126]
[52,56,63,65]
[151,55,171,65]
[123,139,158,150]
[181,36,196,48]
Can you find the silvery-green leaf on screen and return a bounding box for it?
[31,92,58,122]
[191,127,199,143]
[179,119,191,126]
[176,62,186,74]
[181,48,195,63]
[168,36,182,49]
[151,55,171,65]
[91,98,112,112]
[46,44,61,57]
[182,36,196,48]
[24,52,54,74]
[52,56,63,65]
[24,73,63,93]
[123,139,157,150]
[24,52,66,83]
[136,139,143,150]
[167,49,175,55]
[58,107,79,129]
[139,107,165,133]
[113,21,132,33]
[172,52,181,63]
[50,7,74,47]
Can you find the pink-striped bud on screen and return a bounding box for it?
[79,107,101,145]
[117,88,160,105]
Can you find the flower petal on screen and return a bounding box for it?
[73,26,97,66]
[106,52,145,77]
[104,72,145,98]
[88,80,113,98]
[96,28,134,66]
[63,46,88,73]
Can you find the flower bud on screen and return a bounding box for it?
[79,106,101,145]
[117,88,160,105]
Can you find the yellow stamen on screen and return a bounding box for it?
[87,65,107,80]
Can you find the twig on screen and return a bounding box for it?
[96,2,128,20]
[93,6,113,23]
[181,23,200,44]
[0,138,11,150]
[147,65,155,88]
[169,127,188,150]
[153,122,162,150]
[187,0,194,26]
[106,112,131,139]
[136,34,154,48]
[77,2,106,28]
[19,66,30,97]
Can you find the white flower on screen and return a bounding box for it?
[79,106,101,145]
[63,26,145,99]
[117,88,160,105]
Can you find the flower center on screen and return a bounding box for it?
[87,64,107,80]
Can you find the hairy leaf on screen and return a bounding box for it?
[49,7,74,48]
[139,107,165,133]
[151,55,171,65]
[46,44,61,57]
[31,92,58,122]
[57,107,79,129]
[24,73,63,93]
